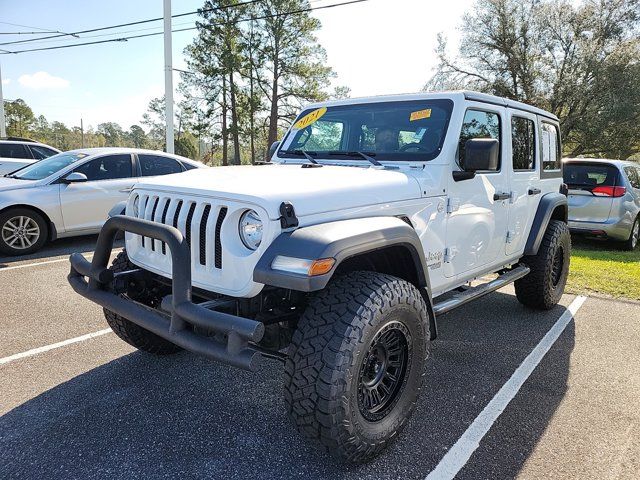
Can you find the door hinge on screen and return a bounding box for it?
[444,247,454,263]
[506,231,515,243]
[446,198,460,214]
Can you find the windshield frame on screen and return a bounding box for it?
[277,98,454,163]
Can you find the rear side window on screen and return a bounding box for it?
[511,116,535,170]
[625,166,640,189]
[29,145,58,160]
[541,123,561,171]
[139,154,183,177]
[182,162,199,171]
[459,110,501,171]
[0,143,32,159]
[564,163,620,189]
[75,155,133,181]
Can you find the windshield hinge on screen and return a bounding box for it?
[446,198,460,214]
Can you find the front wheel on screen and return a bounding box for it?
[515,220,571,310]
[0,208,48,256]
[284,271,430,463]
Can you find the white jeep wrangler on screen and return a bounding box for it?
[69,91,570,463]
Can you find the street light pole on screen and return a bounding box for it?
[163,0,174,153]
[0,62,6,138]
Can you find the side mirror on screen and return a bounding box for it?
[268,141,281,160]
[62,172,88,183]
[462,138,499,172]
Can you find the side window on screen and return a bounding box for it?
[182,162,198,171]
[29,145,58,160]
[541,123,561,171]
[625,166,640,189]
[0,143,32,159]
[139,154,184,177]
[75,155,133,181]
[459,110,501,171]
[511,116,535,170]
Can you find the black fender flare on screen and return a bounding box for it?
[524,192,568,256]
[253,216,438,339]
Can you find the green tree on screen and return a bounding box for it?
[427,0,640,159]
[97,122,126,147]
[4,99,35,137]
[128,124,148,148]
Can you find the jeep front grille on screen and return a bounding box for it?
[132,193,228,271]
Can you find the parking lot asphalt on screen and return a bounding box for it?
[1,238,639,479]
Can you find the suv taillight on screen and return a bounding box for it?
[592,186,626,197]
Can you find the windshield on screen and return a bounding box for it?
[278,99,453,162]
[9,152,88,181]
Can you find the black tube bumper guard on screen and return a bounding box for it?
[68,215,265,371]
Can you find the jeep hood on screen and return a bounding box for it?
[0,177,40,192]
[135,164,422,219]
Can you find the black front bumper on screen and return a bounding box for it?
[68,215,265,371]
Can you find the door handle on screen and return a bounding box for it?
[528,187,542,196]
[493,192,511,201]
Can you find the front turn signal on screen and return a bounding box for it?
[308,258,336,276]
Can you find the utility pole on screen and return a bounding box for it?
[163,0,174,153]
[0,62,6,138]
[80,117,85,148]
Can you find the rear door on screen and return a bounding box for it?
[0,142,35,175]
[59,154,137,232]
[506,110,539,256]
[564,162,621,223]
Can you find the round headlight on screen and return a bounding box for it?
[239,209,263,250]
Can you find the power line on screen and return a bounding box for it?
[0,21,78,40]
[1,0,371,55]
[0,0,263,47]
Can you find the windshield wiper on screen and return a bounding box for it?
[282,149,319,165]
[328,151,382,167]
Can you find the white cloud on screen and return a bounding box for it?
[18,71,69,89]
[1,78,9,86]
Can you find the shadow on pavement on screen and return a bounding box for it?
[0,291,574,479]
[0,235,123,268]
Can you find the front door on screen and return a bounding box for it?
[445,106,510,277]
[59,154,136,232]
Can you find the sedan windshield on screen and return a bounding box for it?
[9,152,87,181]
[278,99,454,162]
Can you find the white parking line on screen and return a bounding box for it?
[0,329,113,366]
[0,248,122,272]
[425,295,588,480]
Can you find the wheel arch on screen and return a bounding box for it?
[524,193,568,256]
[0,204,57,240]
[253,216,438,339]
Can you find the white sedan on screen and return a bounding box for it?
[0,147,205,256]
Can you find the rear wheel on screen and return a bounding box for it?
[0,208,48,256]
[284,271,430,463]
[622,217,639,251]
[103,250,182,355]
[515,220,571,310]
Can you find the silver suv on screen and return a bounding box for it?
[0,137,60,175]
[564,158,640,250]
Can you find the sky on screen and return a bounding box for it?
[0,0,474,131]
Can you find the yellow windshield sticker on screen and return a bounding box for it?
[293,107,327,130]
[410,109,432,121]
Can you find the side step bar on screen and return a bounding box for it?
[433,265,530,316]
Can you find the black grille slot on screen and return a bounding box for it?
[199,205,211,266]
[172,200,183,228]
[214,207,227,269]
[185,203,196,246]
[160,199,170,255]
[149,198,160,251]
[140,196,149,248]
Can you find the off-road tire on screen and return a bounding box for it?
[0,207,48,256]
[284,271,430,463]
[622,216,639,251]
[515,220,571,310]
[103,250,181,355]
